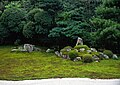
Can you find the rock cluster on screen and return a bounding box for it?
[11,44,41,52]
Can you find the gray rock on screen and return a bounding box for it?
[55,51,61,57]
[46,49,51,53]
[24,44,34,52]
[76,37,83,46]
[46,49,54,53]
[11,49,19,52]
[90,48,97,52]
[87,50,92,53]
[66,48,71,52]
[113,54,118,59]
[79,48,85,52]
[92,55,100,62]
[74,57,82,61]
[62,55,70,59]
[103,54,109,59]
[75,49,79,52]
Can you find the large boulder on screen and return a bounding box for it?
[24,44,34,52]
[113,54,118,59]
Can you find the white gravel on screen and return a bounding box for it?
[0,78,120,85]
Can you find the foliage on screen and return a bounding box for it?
[5,1,21,8]
[14,39,21,46]
[97,26,120,52]
[34,10,52,28]
[68,50,78,60]
[74,45,89,50]
[0,7,25,32]
[23,21,35,38]
[82,54,93,63]
[103,50,113,58]
[28,0,63,17]
[48,27,63,38]
[27,8,41,21]
[96,6,120,22]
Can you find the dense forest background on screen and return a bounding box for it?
[0,0,120,53]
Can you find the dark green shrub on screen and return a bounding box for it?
[103,50,113,58]
[74,45,90,50]
[82,54,93,63]
[68,50,78,60]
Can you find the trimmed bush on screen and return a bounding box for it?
[74,45,90,51]
[68,50,78,60]
[63,46,73,50]
[91,52,100,56]
[103,50,113,58]
[78,51,88,58]
[60,49,68,55]
[60,46,73,55]
[82,54,93,63]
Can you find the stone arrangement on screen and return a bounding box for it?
[11,44,41,52]
[54,37,118,62]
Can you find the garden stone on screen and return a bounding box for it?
[62,55,69,59]
[60,52,63,56]
[76,37,83,46]
[24,44,34,52]
[67,56,70,60]
[90,48,97,52]
[55,51,61,57]
[66,48,71,52]
[75,49,79,52]
[46,49,50,52]
[11,49,19,52]
[79,48,85,52]
[92,55,100,62]
[87,50,92,53]
[103,54,109,59]
[46,49,54,53]
[74,57,81,61]
[113,54,118,59]
[98,52,104,59]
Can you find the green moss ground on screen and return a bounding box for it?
[0,46,120,80]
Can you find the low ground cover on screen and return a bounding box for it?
[0,46,120,80]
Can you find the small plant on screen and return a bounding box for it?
[74,45,90,51]
[82,54,93,63]
[68,50,78,60]
[60,49,68,55]
[103,50,113,58]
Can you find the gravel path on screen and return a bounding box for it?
[0,78,120,85]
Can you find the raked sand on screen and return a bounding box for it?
[0,78,120,85]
